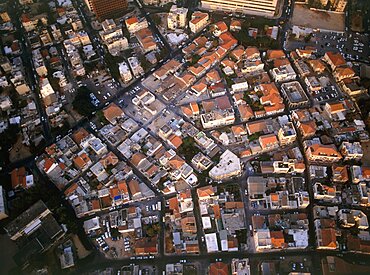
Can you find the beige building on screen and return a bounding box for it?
[119,61,133,83]
[331,0,347,12]
[278,122,297,146]
[201,0,279,17]
[306,144,342,163]
[189,11,209,33]
[167,5,188,30]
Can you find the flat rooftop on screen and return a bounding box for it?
[292,4,345,33]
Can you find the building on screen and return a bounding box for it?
[209,262,229,275]
[333,66,355,82]
[119,61,133,83]
[99,19,128,56]
[316,227,337,250]
[209,150,241,180]
[125,16,149,34]
[201,0,279,17]
[84,0,128,20]
[306,144,342,163]
[200,96,235,129]
[340,78,367,97]
[270,64,296,82]
[337,209,368,230]
[0,186,8,220]
[278,122,297,146]
[135,28,157,53]
[323,52,346,71]
[189,11,209,33]
[331,0,348,12]
[254,229,272,251]
[280,81,309,108]
[259,134,279,151]
[167,5,188,30]
[4,201,65,267]
[128,56,144,77]
[340,141,363,161]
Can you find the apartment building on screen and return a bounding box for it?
[201,0,279,17]
[119,61,133,83]
[189,11,209,33]
[167,5,188,30]
[306,144,342,163]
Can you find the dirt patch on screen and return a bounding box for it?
[72,234,91,259]
[351,14,364,32]
[361,141,370,166]
[292,4,345,32]
[9,136,32,163]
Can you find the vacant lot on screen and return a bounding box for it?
[361,141,370,166]
[292,4,345,32]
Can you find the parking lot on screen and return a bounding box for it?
[78,73,120,107]
[312,32,369,62]
[287,31,369,64]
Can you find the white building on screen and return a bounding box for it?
[128,56,144,77]
[205,232,219,252]
[231,81,248,93]
[209,150,241,181]
[83,216,101,234]
[119,61,133,83]
[270,64,296,82]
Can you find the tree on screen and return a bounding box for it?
[152,14,161,26]
[104,53,123,80]
[189,54,201,65]
[96,110,108,125]
[72,87,96,117]
[178,137,198,162]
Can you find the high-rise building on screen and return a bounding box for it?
[85,0,128,20]
[201,0,279,17]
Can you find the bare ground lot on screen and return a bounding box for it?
[361,141,370,166]
[292,4,345,32]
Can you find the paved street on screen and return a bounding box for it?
[3,0,370,274]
